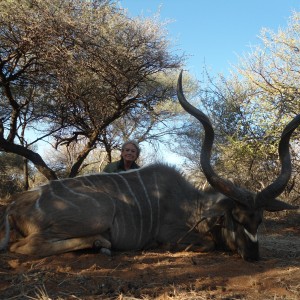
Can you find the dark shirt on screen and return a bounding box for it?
[102,159,140,173]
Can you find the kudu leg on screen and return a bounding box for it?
[10,233,111,256]
[158,223,215,252]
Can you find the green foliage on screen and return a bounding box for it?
[238,11,300,119]
[175,12,300,205]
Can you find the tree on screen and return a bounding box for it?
[0,152,27,197]
[174,12,300,205]
[234,11,300,203]
[238,11,300,119]
[0,0,183,182]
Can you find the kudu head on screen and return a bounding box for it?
[177,70,300,261]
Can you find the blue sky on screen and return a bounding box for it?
[119,0,300,79]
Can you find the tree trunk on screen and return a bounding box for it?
[23,158,29,190]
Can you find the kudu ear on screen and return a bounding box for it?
[263,198,299,212]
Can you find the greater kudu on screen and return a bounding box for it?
[0,71,299,260]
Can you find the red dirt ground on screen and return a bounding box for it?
[0,214,299,300]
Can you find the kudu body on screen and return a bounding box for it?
[0,71,299,260]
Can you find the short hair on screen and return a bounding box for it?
[121,140,141,158]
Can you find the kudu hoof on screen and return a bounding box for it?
[100,247,112,256]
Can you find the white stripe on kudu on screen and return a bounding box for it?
[106,174,137,246]
[56,180,101,207]
[137,170,153,234]
[153,172,161,238]
[0,71,298,261]
[117,173,144,247]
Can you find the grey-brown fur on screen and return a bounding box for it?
[0,71,299,261]
[1,164,218,256]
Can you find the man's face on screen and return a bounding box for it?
[121,143,138,162]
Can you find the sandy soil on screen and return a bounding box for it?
[0,214,299,300]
